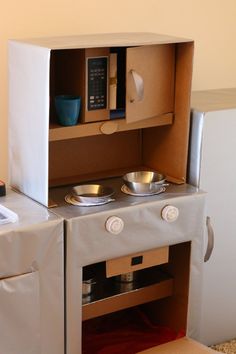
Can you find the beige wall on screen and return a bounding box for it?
[1,0,236,183]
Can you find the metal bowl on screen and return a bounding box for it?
[72,184,114,204]
[82,278,96,297]
[123,171,166,194]
[115,271,136,283]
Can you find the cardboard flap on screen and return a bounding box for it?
[138,337,219,353]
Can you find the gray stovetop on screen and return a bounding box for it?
[49,177,203,219]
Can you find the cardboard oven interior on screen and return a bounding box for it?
[8,33,193,207]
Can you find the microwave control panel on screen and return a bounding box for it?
[86,56,108,111]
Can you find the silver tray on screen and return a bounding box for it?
[65,194,114,207]
[121,184,166,197]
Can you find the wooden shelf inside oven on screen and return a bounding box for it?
[82,270,173,321]
[49,113,173,141]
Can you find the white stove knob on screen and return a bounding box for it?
[161,205,179,223]
[105,216,124,235]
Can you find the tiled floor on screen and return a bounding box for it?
[211,339,236,353]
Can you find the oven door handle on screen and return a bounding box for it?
[204,216,214,262]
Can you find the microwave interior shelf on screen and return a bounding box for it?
[49,113,173,142]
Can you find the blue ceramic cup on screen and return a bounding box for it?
[55,95,81,126]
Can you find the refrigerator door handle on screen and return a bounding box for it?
[204,216,214,262]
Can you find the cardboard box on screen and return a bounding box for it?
[9,32,194,206]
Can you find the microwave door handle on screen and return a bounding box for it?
[204,216,214,262]
[130,69,144,102]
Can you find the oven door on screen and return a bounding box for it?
[138,337,218,353]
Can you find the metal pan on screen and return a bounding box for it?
[82,278,96,297]
[72,184,115,204]
[123,171,167,194]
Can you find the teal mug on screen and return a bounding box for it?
[55,95,81,126]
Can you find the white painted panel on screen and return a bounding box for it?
[8,41,50,206]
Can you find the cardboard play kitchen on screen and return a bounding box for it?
[9,32,193,207]
[8,32,219,354]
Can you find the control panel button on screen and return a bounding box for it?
[87,57,108,111]
[161,205,179,223]
[105,216,124,235]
